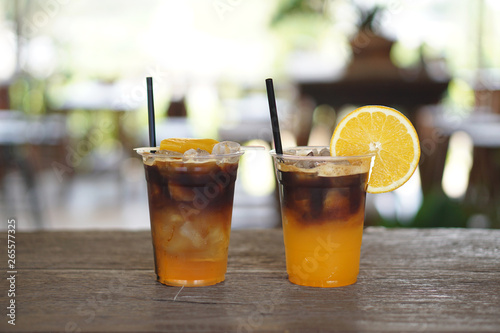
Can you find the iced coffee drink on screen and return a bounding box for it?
[271,147,373,287]
[136,139,243,287]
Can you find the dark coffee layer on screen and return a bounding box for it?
[278,170,368,225]
[145,160,238,212]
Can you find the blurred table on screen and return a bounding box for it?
[1,228,499,332]
[298,77,449,113]
[54,80,141,156]
[296,75,449,146]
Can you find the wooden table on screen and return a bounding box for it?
[1,228,499,332]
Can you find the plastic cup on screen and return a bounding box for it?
[136,147,243,287]
[271,147,374,287]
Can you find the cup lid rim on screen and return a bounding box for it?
[269,146,375,160]
[134,147,245,158]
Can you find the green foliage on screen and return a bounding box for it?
[9,77,47,115]
[411,189,468,228]
[377,188,468,228]
[270,0,327,26]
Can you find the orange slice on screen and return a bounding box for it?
[330,105,420,194]
[159,138,219,153]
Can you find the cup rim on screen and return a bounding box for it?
[134,147,245,159]
[269,146,375,160]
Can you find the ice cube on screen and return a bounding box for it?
[204,225,229,259]
[296,159,317,169]
[164,230,191,253]
[199,149,210,156]
[184,148,208,156]
[212,141,240,155]
[324,189,350,220]
[157,150,183,157]
[308,149,318,156]
[169,183,196,201]
[179,221,205,248]
[206,225,226,245]
[143,154,155,166]
[319,148,330,156]
[184,148,196,157]
[183,148,210,161]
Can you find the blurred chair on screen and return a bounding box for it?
[466,76,500,227]
[155,97,194,141]
[425,105,500,228]
[0,85,9,109]
[474,74,500,115]
[415,106,451,194]
[461,113,500,228]
[0,110,43,226]
[0,110,70,227]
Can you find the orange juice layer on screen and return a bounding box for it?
[154,254,227,287]
[282,208,365,287]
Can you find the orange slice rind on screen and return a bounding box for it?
[330,105,420,194]
[159,138,219,154]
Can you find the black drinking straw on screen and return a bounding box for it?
[265,78,283,154]
[146,77,156,148]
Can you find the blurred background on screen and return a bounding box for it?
[1,0,499,230]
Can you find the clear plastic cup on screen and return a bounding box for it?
[271,147,374,287]
[136,147,244,287]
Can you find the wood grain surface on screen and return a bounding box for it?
[0,228,499,332]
